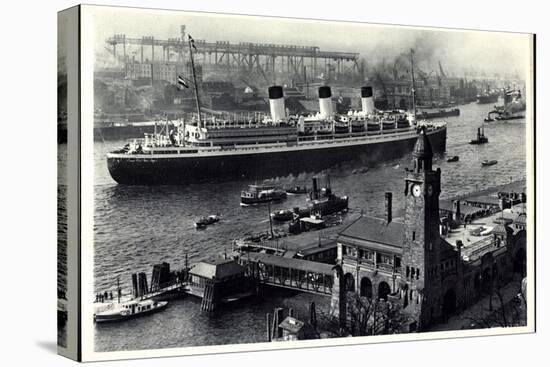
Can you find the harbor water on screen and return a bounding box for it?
[89,101,526,351]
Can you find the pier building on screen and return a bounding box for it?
[330,129,527,330]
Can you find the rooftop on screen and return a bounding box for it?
[443,203,525,261]
[337,216,405,252]
[463,194,501,206]
[498,180,527,195]
[440,200,487,216]
[245,252,335,275]
[189,258,245,280]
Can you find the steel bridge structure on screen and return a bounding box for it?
[105,25,360,81]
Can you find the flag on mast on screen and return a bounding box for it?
[177,75,189,89]
[188,34,197,50]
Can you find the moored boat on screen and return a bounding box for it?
[447,155,459,162]
[271,207,309,222]
[94,299,168,323]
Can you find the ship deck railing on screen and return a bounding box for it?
[120,124,445,155]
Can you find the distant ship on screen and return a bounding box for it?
[485,89,526,121]
[106,40,447,185]
[416,108,460,120]
[476,90,499,104]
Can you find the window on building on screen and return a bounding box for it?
[412,231,416,241]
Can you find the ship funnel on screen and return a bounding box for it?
[361,86,375,114]
[318,86,333,118]
[268,86,286,122]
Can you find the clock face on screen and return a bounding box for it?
[412,184,422,197]
[427,184,434,196]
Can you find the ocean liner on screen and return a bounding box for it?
[106,39,447,185]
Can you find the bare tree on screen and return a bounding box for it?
[311,292,410,338]
[462,279,526,329]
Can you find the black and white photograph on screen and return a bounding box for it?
[55,3,535,362]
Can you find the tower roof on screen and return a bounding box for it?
[412,127,433,159]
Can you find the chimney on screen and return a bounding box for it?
[268,86,285,122]
[385,192,392,223]
[318,86,333,118]
[312,177,319,200]
[361,86,375,114]
[453,200,461,222]
[131,273,139,298]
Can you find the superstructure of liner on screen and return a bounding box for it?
[107,85,447,184]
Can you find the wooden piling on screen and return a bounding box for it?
[201,279,217,311]
[266,313,272,342]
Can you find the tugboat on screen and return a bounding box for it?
[94,299,168,323]
[240,184,287,206]
[195,215,220,229]
[469,126,488,145]
[307,176,348,217]
[481,159,498,167]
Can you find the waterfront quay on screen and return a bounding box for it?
[94,174,526,334]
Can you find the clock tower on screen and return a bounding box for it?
[402,128,442,328]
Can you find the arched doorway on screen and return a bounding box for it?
[513,248,526,276]
[442,289,456,319]
[378,281,391,301]
[360,277,373,299]
[344,273,355,292]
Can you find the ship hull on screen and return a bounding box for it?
[417,108,460,119]
[477,95,499,104]
[107,127,446,185]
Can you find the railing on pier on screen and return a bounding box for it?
[240,252,334,296]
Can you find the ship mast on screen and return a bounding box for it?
[409,48,417,117]
[188,35,202,129]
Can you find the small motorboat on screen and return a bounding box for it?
[195,214,220,229]
[271,207,309,222]
[94,299,168,323]
[271,209,294,222]
[481,160,498,167]
[286,185,308,195]
[447,156,459,162]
